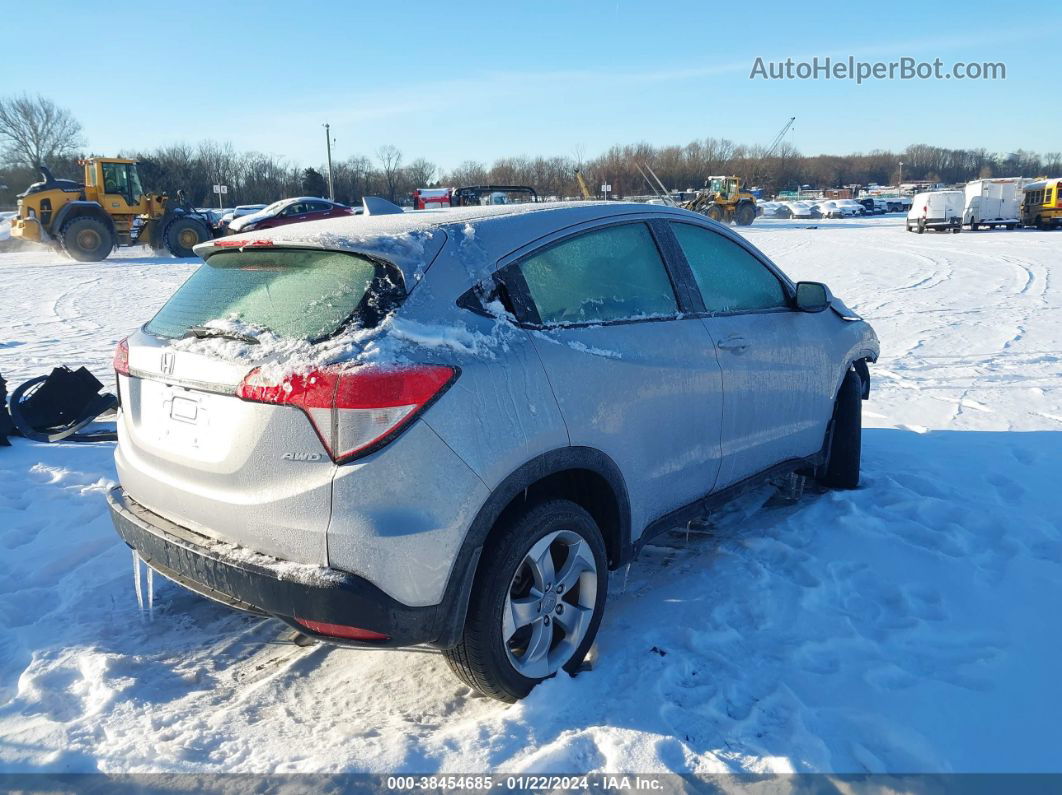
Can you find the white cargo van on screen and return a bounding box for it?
[906,191,964,233]
[964,178,1023,230]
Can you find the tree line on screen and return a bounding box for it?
[2,94,1060,209]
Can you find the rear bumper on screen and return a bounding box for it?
[107,486,444,648]
[923,216,961,228]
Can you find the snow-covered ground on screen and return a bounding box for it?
[0,216,1059,773]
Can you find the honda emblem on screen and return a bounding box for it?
[160,352,175,375]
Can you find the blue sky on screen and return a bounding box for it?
[4,2,1060,171]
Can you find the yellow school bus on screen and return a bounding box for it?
[1021,178,1062,229]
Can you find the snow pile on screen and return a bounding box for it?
[0,218,1060,773]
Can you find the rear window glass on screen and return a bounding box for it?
[145,249,400,341]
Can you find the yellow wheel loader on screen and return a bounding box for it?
[8,158,216,262]
[682,175,758,226]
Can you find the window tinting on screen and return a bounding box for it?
[672,223,786,313]
[516,224,677,325]
[146,249,394,341]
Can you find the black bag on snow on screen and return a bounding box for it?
[8,366,118,443]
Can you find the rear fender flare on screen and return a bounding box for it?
[53,202,115,237]
[432,446,631,648]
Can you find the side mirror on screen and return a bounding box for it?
[795,281,831,312]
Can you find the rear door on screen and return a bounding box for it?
[116,248,400,565]
[666,221,837,488]
[497,219,724,533]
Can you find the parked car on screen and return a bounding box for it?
[856,198,885,215]
[108,202,878,701]
[836,199,866,216]
[217,204,267,231]
[784,201,819,219]
[227,197,354,234]
[907,190,964,233]
[218,204,266,226]
[964,178,1022,230]
[815,200,846,218]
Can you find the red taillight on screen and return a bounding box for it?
[237,364,457,463]
[113,337,130,375]
[294,617,390,641]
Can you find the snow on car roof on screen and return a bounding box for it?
[196,201,697,287]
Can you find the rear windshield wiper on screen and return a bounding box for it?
[185,325,260,345]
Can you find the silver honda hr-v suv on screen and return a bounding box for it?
[108,201,878,701]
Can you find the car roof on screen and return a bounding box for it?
[195,201,712,285]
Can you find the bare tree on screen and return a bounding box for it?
[405,157,437,188]
[445,160,488,186]
[376,145,403,201]
[0,94,83,169]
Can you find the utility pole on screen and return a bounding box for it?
[323,123,335,201]
[898,161,904,191]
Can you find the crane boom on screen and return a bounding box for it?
[764,116,796,159]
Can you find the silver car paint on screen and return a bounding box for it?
[116,338,335,566]
[117,202,878,610]
[327,420,491,607]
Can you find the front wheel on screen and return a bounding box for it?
[444,500,608,702]
[163,216,212,258]
[819,368,862,489]
[60,216,113,262]
[734,203,756,226]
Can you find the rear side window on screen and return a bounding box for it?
[672,223,786,313]
[145,249,401,341]
[515,223,677,325]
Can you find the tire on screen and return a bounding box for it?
[819,369,862,490]
[1007,224,1016,230]
[952,225,961,234]
[163,216,212,258]
[734,203,756,226]
[60,216,113,262]
[706,205,724,223]
[444,500,608,702]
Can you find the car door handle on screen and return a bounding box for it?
[717,336,750,352]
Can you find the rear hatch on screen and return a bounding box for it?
[115,247,405,566]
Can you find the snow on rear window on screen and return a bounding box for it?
[145,249,400,341]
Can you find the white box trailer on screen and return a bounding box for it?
[964,178,1023,230]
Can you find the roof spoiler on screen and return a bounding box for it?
[362,196,405,216]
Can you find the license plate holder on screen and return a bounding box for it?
[170,395,199,423]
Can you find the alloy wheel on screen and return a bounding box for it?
[502,529,598,679]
